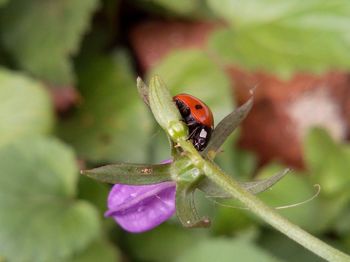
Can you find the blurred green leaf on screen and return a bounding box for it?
[77,176,110,215]
[215,133,257,181]
[137,0,210,17]
[258,230,324,262]
[0,137,100,261]
[58,52,153,163]
[176,238,281,262]
[148,49,233,162]
[334,207,350,235]
[208,0,350,76]
[70,238,120,262]
[146,0,199,15]
[125,224,207,262]
[304,128,350,195]
[212,206,256,236]
[0,0,99,85]
[0,68,53,147]
[0,0,8,7]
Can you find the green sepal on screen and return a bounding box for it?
[136,76,150,107]
[176,182,211,228]
[198,168,290,198]
[81,163,172,185]
[148,75,188,141]
[203,97,253,158]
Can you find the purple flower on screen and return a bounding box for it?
[105,160,176,233]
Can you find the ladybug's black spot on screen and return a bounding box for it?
[195,104,203,110]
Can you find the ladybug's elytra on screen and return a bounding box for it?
[173,93,214,151]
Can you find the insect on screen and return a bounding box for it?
[173,93,214,151]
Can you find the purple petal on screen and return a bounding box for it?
[105,182,176,233]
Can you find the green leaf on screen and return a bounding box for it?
[198,168,289,198]
[77,176,110,215]
[0,0,99,85]
[208,0,350,76]
[148,75,187,139]
[69,238,120,262]
[81,162,172,185]
[0,68,53,147]
[203,97,253,158]
[0,0,8,7]
[0,137,100,261]
[143,0,199,15]
[58,52,153,163]
[258,231,324,262]
[138,0,209,17]
[176,238,281,262]
[214,132,257,181]
[125,224,207,262]
[304,128,350,195]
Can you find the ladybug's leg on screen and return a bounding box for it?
[187,125,200,140]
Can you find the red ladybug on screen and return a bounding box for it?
[173,94,214,151]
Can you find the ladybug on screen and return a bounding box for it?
[173,93,214,151]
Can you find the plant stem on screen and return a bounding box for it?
[179,140,350,262]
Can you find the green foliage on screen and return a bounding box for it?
[70,238,120,262]
[58,52,153,163]
[208,0,350,76]
[0,137,100,262]
[137,0,210,17]
[0,0,350,260]
[304,128,350,195]
[0,0,99,85]
[125,224,207,262]
[0,68,53,147]
[259,231,324,262]
[0,0,8,7]
[176,238,280,262]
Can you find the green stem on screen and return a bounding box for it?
[178,139,350,262]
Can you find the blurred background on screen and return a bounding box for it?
[0,0,350,261]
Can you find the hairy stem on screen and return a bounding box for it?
[179,139,350,262]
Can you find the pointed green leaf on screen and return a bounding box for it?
[0,137,100,261]
[176,183,211,228]
[82,163,172,185]
[203,97,253,158]
[148,75,188,140]
[198,168,290,198]
[240,168,290,194]
[0,0,99,85]
[0,68,53,147]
